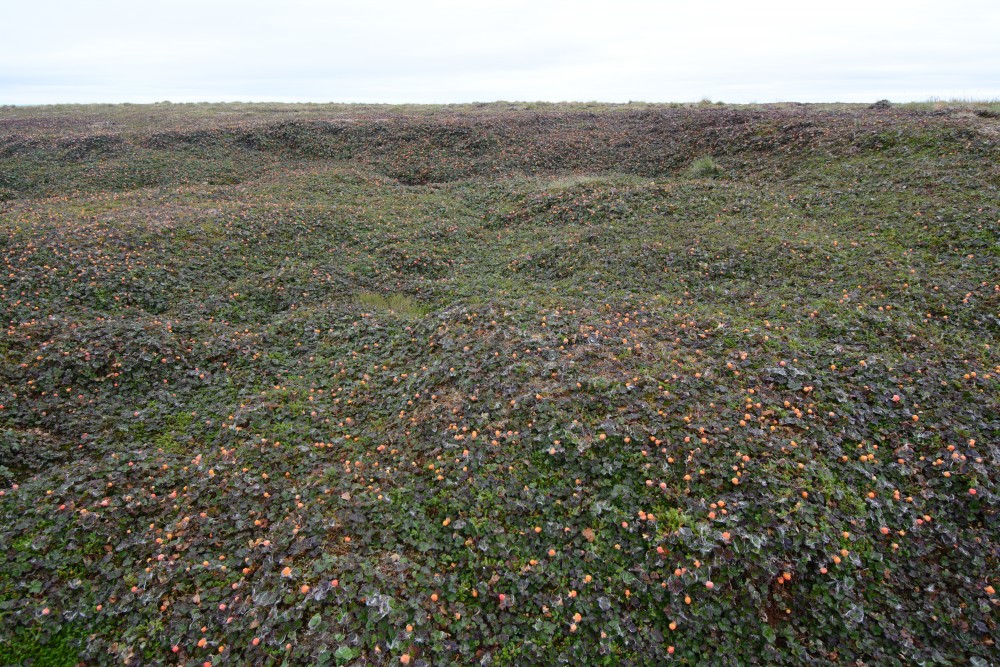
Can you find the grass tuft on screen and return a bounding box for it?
[355,292,428,318]
[687,155,722,178]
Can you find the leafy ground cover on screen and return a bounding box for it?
[0,102,998,666]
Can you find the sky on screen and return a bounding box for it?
[2,0,999,105]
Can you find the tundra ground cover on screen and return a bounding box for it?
[0,102,998,665]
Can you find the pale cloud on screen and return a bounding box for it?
[2,0,998,104]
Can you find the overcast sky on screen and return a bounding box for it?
[3,0,999,105]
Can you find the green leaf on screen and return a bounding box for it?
[334,646,359,664]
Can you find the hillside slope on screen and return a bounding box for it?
[1,103,998,666]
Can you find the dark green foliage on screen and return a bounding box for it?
[0,625,88,667]
[0,102,997,666]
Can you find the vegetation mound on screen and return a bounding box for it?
[0,102,998,665]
